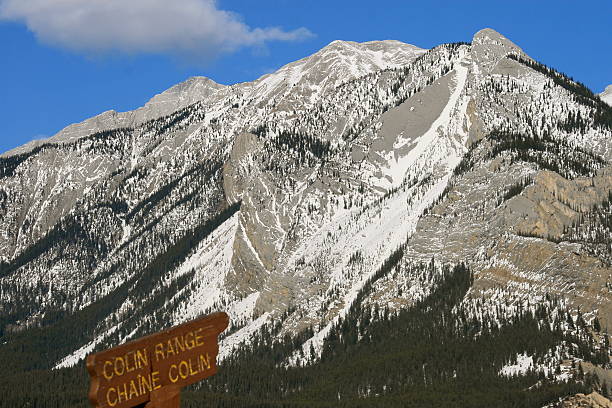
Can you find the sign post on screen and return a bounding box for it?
[87,312,229,408]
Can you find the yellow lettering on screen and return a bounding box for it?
[139,373,153,394]
[125,352,135,373]
[194,328,205,347]
[173,336,186,353]
[152,371,162,390]
[178,360,189,379]
[184,332,195,349]
[199,353,211,370]
[128,379,139,399]
[166,339,176,357]
[189,357,198,376]
[114,357,125,377]
[154,343,165,361]
[137,374,144,395]
[117,383,128,403]
[136,348,148,368]
[106,387,118,407]
[169,364,179,383]
[103,360,114,380]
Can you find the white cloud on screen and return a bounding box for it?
[0,0,313,61]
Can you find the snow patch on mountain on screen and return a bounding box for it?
[382,63,468,187]
[499,352,534,376]
[168,213,240,325]
[600,84,612,106]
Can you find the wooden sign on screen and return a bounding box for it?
[87,312,229,408]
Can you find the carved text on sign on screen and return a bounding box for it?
[87,312,229,408]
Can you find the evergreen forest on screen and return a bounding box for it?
[0,262,608,407]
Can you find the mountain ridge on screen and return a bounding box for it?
[1,39,425,158]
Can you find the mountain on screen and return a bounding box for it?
[0,29,611,407]
[601,85,612,106]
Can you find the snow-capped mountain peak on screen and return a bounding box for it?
[248,39,426,106]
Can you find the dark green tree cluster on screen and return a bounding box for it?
[562,191,612,264]
[497,176,533,205]
[125,160,223,228]
[188,261,601,408]
[140,101,206,138]
[0,142,54,178]
[75,127,133,156]
[452,139,484,177]
[0,126,134,179]
[251,124,333,172]
[507,54,612,129]
[487,130,605,179]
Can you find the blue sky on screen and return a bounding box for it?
[1,0,610,154]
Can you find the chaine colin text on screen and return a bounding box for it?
[100,327,213,407]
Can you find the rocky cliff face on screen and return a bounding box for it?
[547,392,612,408]
[0,29,610,373]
